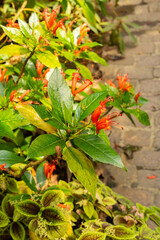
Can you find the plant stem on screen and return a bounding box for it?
[14,49,35,85]
[5,157,47,178]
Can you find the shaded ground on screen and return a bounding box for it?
[96,0,160,207]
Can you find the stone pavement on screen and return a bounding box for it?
[99,0,160,207]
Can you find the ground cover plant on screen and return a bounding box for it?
[0,2,160,240]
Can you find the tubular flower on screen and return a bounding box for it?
[53,17,67,35]
[77,23,90,46]
[117,73,131,92]
[0,163,7,171]
[74,46,92,57]
[135,92,141,103]
[57,204,70,211]
[96,112,122,133]
[10,90,17,103]
[68,18,77,29]
[92,97,113,124]
[36,60,45,77]
[71,72,81,96]
[74,79,92,96]
[43,8,59,30]
[0,69,8,84]
[107,80,117,89]
[43,162,56,179]
[10,89,33,105]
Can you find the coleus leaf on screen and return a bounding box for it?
[0,210,9,227]
[79,231,106,240]
[1,194,14,218]
[10,222,25,240]
[41,190,65,207]
[41,207,66,226]
[105,225,138,239]
[16,200,41,217]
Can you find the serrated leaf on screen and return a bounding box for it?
[47,224,68,239]
[103,197,116,206]
[0,210,9,227]
[27,134,65,159]
[106,225,137,239]
[75,62,93,80]
[0,150,25,167]
[42,207,66,225]
[48,68,73,124]
[74,91,107,124]
[1,25,24,44]
[42,190,65,207]
[36,51,61,68]
[72,135,124,168]
[0,44,29,57]
[16,200,41,217]
[6,178,19,193]
[10,222,25,240]
[79,231,106,240]
[2,195,14,218]
[16,104,57,134]
[124,108,150,126]
[63,147,97,197]
[0,121,16,142]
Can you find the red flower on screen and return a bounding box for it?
[77,23,90,46]
[71,72,81,96]
[96,112,122,133]
[135,92,141,103]
[117,73,131,92]
[43,162,56,179]
[53,17,67,35]
[147,175,157,179]
[10,90,17,103]
[72,79,92,96]
[92,97,113,124]
[0,163,7,171]
[57,203,70,211]
[36,60,45,77]
[6,20,19,29]
[43,8,59,30]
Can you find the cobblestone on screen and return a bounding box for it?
[122,129,151,147]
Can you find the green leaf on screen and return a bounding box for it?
[29,12,40,28]
[0,210,9,227]
[18,18,32,39]
[74,91,107,123]
[0,150,25,167]
[124,108,150,126]
[42,207,66,225]
[16,200,41,217]
[0,121,16,142]
[36,51,61,68]
[119,32,125,54]
[27,134,65,159]
[22,171,38,192]
[0,109,29,130]
[16,104,57,134]
[2,194,14,218]
[10,222,25,240]
[1,25,24,44]
[122,22,137,43]
[79,231,106,240]
[83,201,94,218]
[106,225,137,239]
[48,68,73,124]
[72,135,124,168]
[6,178,19,193]
[42,190,65,207]
[36,162,46,188]
[80,52,108,66]
[63,147,97,197]
[75,62,93,80]
[0,82,4,97]
[0,44,29,58]
[98,129,110,145]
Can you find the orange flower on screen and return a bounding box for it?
[10,89,33,105]
[71,72,81,96]
[6,20,19,28]
[0,69,8,84]
[92,97,113,124]
[10,90,17,103]
[96,112,122,133]
[117,73,131,92]
[36,60,45,77]
[43,162,56,179]
[108,80,117,89]
[135,92,141,103]
[0,163,7,171]
[43,8,59,30]
[73,79,92,96]
[57,203,70,211]
[68,18,77,29]
[77,23,90,46]
[147,175,157,179]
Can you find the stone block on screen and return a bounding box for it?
[136,55,160,67]
[142,95,160,112]
[122,129,151,147]
[139,80,160,96]
[137,170,160,189]
[154,193,160,208]
[153,67,160,78]
[153,130,160,149]
[139,31,160,42]
[132,150,160,169]
[112,187,154,207]
[154,111,160,128]
[125,43,155,55]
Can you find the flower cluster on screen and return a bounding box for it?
[108,73,131,92]
[43,161,57,179]
[0,68,9,84]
